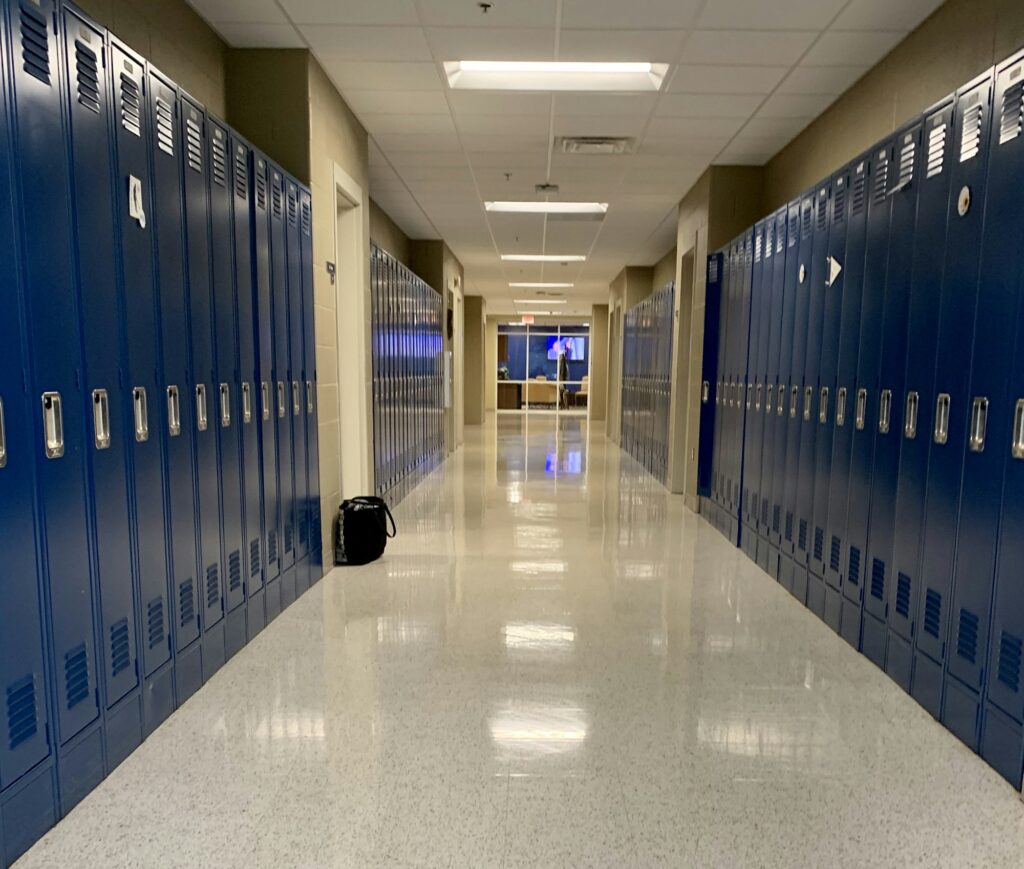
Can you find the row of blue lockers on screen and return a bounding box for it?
[698,45,1024,789]
[0,0,322,864]
[370,244,446,505]
[621,283,675,484]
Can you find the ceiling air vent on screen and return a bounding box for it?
[556,136,635,156]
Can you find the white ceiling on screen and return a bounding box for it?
[187,0,943,316]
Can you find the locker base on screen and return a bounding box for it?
[861,612,887,669]
[281,566,297,609]
[790,558,808,605]
[174,640,203,706]
[246,587,267,641]
[58,723,105,814]
[839,600,862,649]
[726,516,740,547]
[1,760,57,869]
[143,662,176,737]
[911,651,944,719]
[740,525,758,561]
[104,691,143,772]
[823,585,843,634]
[309,559,323,586]
[755,535,771,574]
[806,572,825,618]
[201,621,226,683]
[981,703,1024,789]
[942,676,981,751]
[296,558,310,597]
[225,605,247,661]
[265,577,282,622]
[885,632,913,693]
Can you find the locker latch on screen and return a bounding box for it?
[133,387,149,442]
[277,382,286,418]
[836,387,847,427]
[195,384,208,432]
[934,393,951,445]
[242,382,253,424]
[292,381,301,417]
[167,386,181,437]
[261,382,271,421]
[306,380,314,415]
[904,392,919,439]
[220,383,231,428]
[128,175,146,229]
[0,397,6,467]
[42,392,64,459]
[1012,399,1024,460]
[855,388,868,430]
[92,389,111,450]
[969,397,988,453]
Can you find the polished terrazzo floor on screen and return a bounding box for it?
[18,414,1024,867]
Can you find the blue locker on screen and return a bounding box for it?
[730,232,753,546]
[810,164,854,632]
[841,134,898,649]
[742,222,770,558]
[147,67,202,704]
[708,247,727,520]
[299,187,321,581]
[371,249,382,496]
[251,152,281,622]
[781,192,821,604]
[698,253,723,499]
[61,7,142,768]
[207,116,246,659]
[823,156,871,610]
[886,98,957,691]
[943,56,1024,753]
[7,0,105,810]
[108,39,175,737]
[861,121,924,668]
[0,3,58,859]
[232,135,267,636]
[912,72,994,719]
[286,179,309,595]
[181,94,225,681]
[795,184,832,616]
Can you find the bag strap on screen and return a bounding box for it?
[340,497,396,539]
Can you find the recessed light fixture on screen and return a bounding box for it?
[486,201,608,215]
[514,299,568,304]
[510,283,573,289]
[445,61,668,92]
[502,254,587,263]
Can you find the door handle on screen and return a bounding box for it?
[878,389,892,434]
[277,381,286,418]
[855,388,868,430]
[292,381,300,417]
[904,391,919,439]
[220,383,231,428]
[92,388,111,450]
[0,397,7,467]
[195,384,208,432]
[261,381,270,421]
[1012,398,1024,460]
[42,391,64,458]
[934,393,950,445]
[167,386,181,437]
[969,397,988,453]
[242,382,252,424]
[306,380,314,414]
[836,387,847,427]
[133,387,149,442]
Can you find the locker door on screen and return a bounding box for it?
[710,247,730,512]
[147,68,201,701]
[824,155,871,599]
[741,223,767,549]
[886,98,956,691]
[7,0,103,772]
[0,0,53,804]
[230,135,266,632]
[731,233,753,540]
[110,41,174,736]
[300,188,321,577]
[913,72,994,719]
[780,194,816,601]
[250,153,280,620]
[286,180,308,582]
[944,57,1024,751]
[698,254,723,498]
[207,118,245,647]
[62,10,141,748]
[181,95,225,678]
[983,52,1024,785]
[862,122,924,667]
[371,249,382,493]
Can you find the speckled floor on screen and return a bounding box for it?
[16,415,1024,868]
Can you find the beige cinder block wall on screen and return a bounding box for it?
[463,296,486,426]
[589,305,609,423]
[485,318,498,413]
[369,200,411,266]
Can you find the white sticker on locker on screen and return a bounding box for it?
[129,175,146,228]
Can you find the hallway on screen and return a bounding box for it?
[18,417,1024,868]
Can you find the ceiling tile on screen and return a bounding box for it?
[211,21,305,48]
[456,113,551,136]
[373,132,463,152]
[832,0,945,31]
[801,30,904,67]
[188,0,284,23]
[322,61,443,91]
[775,64,868,95]
[553,114,647,139]
[449,92,553,115]
[679,30,817,66]
[426,27,555,61]
[552,93,658,116]
[646,116,747,139]
[418,0,558,27]
[656,92,765,118]
[278,0,418,25]
[697,0,847,30]
[359,113,456,135]
[743,114,811,139]
[756,92,835,119]
[561,0,703,29]
[465,151,549,169]
[639,137,726,163]
[342,90,452,115]
[462,133,550,152]
[558,29,686,63]
[301,26,432,61]
[669,64,789,94]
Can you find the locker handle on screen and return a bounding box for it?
[969,397,988,453]
[242,382,253,424]
[306,380,314,415]
[904,391,919,439]
[755,383,762,412]
[0,396,6,467]
[1012,399,1024,460]
[167,386,181,437]
[133,387,149,442]
[261,382,271,421]
[789,385,798,419]
[803,386,813,421]
[746,384,753,411]
[292,381,301,417]
[195,384,208,432]
[766,385,774,416]
[277,382,286,418]
[934,393,950,445]
[220,383,231,428]
[836,387,847,427]
[878,389,892,434]
[701,380,709,404]
[819,387,829,424]
[855,388,868,430]
[777,384,785,417]
[92,389,111,450]
[42,392,64,459]
[715,381,721,406]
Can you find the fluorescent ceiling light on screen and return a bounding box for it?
[446,61,668,92]
[511,283,573,289]
[486,201,608,215]
[502,254,587,263]
[514,299,568,304]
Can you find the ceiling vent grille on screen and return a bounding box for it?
[556,136,636,156]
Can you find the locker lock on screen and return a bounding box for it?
[957,186,971,217]
[799,264,807,284]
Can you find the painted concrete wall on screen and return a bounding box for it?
[463,297,486,426]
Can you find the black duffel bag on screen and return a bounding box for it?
[334,497,396,566]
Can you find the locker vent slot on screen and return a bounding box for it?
[848,546,861,586]
[801,201,813,239]
[755,231,762,262]
[784,511,794,543]
[956,608,979,664]
[185,117,203,173]
[776,218,784,253]
[926,122,947,178]
[110,618,131,678]
[255,167,267,211]
[896,140,915,189]
[997,631,1022,693]
[816,192,828,231]
[772,505,781,535]
[234,150,248,200]
[146,598,165,650]
[155,98,175,156]
[75,41,101,114]
[798,519,808,552]
[708,257,719,283]
[761,501,769,526]
[872,152,889,204]
[787,213,798,247]
[211,136,227,188]
[288,189,298,227]
[765,221,774,257]
[833,181,847,223]
[999,78,1024,145]
[851,171,867,215]
[250,538,261,578]
[64,644,90,710]
[285,520,295,554]
[299,510,309,546]
[19,3,51,86]
[923,588,942,638]
[272,184,283,219]
[119,73,142,137]
[896,573,912,619]
[959,103,983,162]
[268,530,278,565]
[301,200,311,236]
[6,676,38,750]
[228,550,242,593]
[870,559,885,601]
[813,527,824,562]
[205,564,220,610]
[179,579,195,629]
